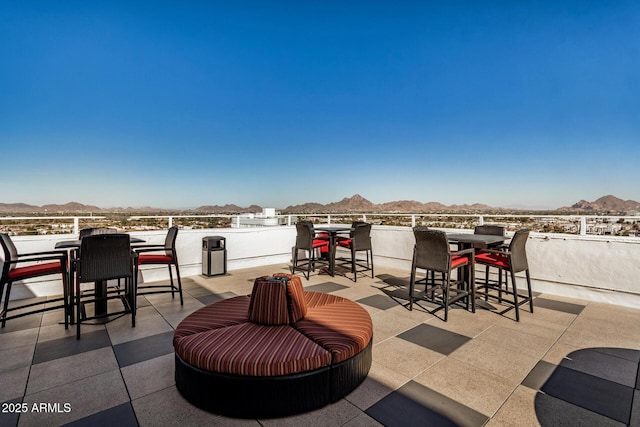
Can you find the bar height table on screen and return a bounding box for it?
[446,233,508,291]
[446,233,507,250]
[314,226,352,277]
[55,237,145,319]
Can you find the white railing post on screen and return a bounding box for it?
[73,217,79,235]
[362,214,366,222]
[580,216,587,236]
[478,215,484,226]
[327,215,331,225]
[287,215,292,226]
[411,215,416,228]
[168,216,173,228]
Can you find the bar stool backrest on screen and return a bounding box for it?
[0,233,19,273]
[508,229,530,273]
[163,226,179,256]
[79,227,118,239]
[77,234,132,283]
[474,225,505,236]
[295,222,314,250]
[412,228,450,273]
[351,223,372,251]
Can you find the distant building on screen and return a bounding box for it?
[231,208,286,228]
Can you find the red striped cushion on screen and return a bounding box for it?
[271,272,307,322]
[173,296,250,344]
[8,262,62,280]
[475,252,509,268]
[174,322,332,376]
[304,291,346,309]
[295,300,373,363]
[138,254,173,264]
[248,276,289,325]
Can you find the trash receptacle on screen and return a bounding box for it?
[202,236,226,276]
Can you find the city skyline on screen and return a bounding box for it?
[2,1,639,210]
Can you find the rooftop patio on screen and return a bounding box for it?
[1,262,639,426]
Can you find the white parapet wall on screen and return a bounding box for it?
[7,227,296,301]
[7,225,640,308]
[370,226,640,309]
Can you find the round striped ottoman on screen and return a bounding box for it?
[173,273,373,418]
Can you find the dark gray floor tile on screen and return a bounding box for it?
[593,347,640,364]
[560,347,639,387]
[382,295,413,311]
[366,381,488,427]
[397,324,470,355]
[113,331,174,368]
[33,330,111,364]
[534,390,626,426]
[195,293,223,305]
[305,282,348,293]
[184,286,213,298]
[64,402,138,427]
[379,278,437,309]
[541,365,633,424]
[196,291,237,305]
[522,360,558,390]
[631,390,640,426]
[534,298,585,315]
[357,295,399,310]
[0,397,22,427]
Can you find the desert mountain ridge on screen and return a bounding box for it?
[558,195,640,213]
[1,194,638,214]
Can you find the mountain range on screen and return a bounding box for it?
[559,195,640,213]
[1,194,639,215]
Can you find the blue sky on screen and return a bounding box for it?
[1,1,638,210]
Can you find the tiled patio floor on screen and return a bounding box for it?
[1,264,639,426]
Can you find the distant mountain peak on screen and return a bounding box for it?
[561,195,640,213]
[283,194,502,214]
[326,194,375,209]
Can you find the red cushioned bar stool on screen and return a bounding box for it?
[1,233,70,328]
[292,221,329,280]
[474,229,533,321]
[335,222,374,282]
[134,226,183,305]
[408,227,475,321]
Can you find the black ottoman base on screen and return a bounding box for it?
[175,340,372,419]
[330,340,373,402]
